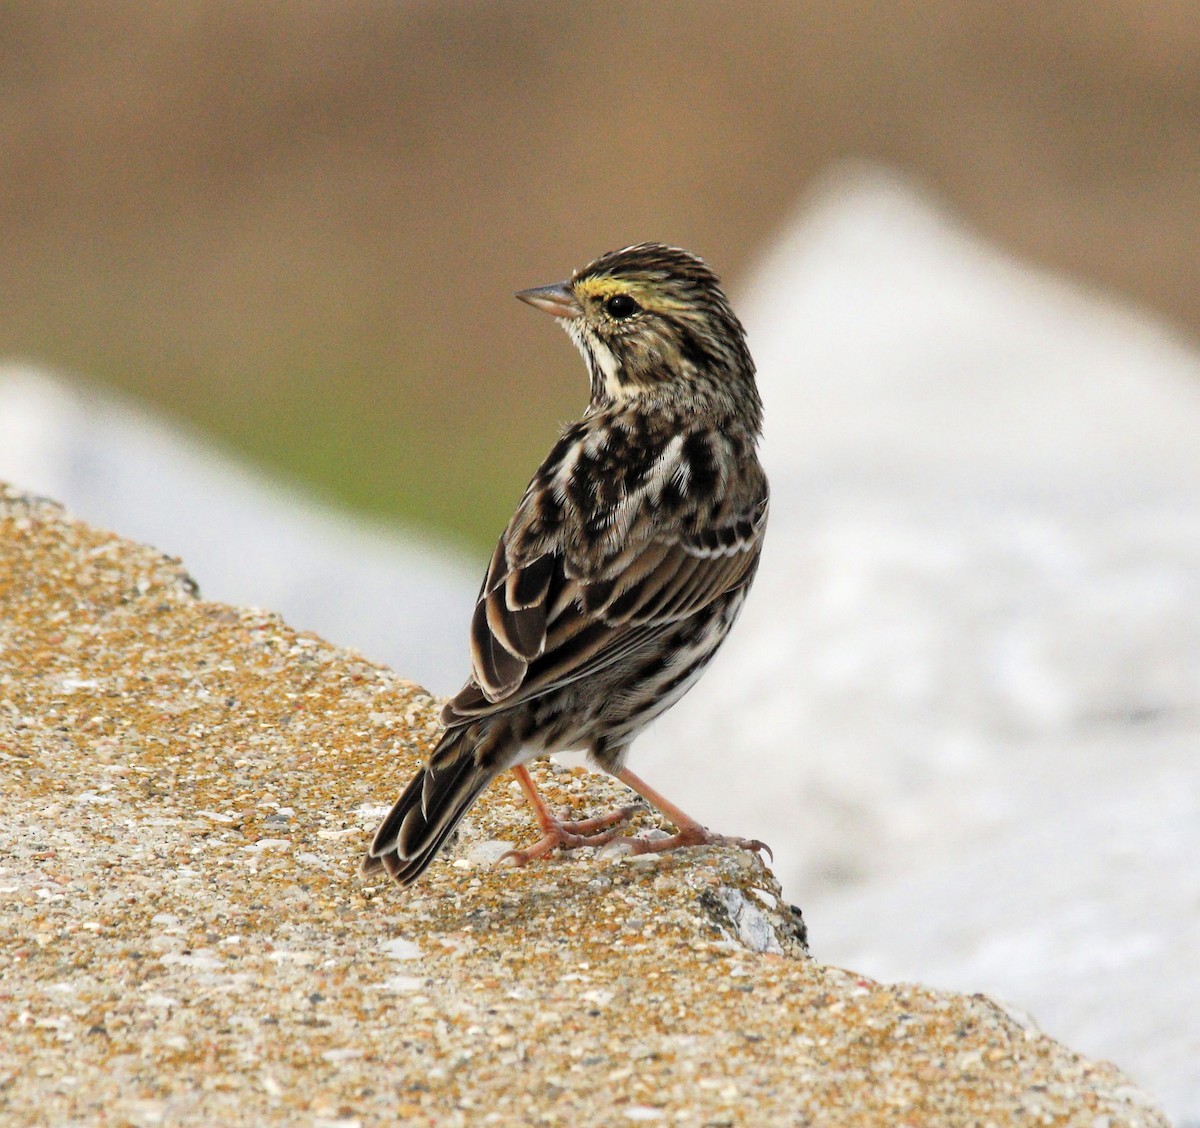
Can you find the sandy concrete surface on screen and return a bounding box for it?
[0,486,1168,1126]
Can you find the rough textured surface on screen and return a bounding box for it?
[0,487,1168,1126]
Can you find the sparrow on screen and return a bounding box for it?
[363,243,769,885]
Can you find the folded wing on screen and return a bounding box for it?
[446,484,768,724]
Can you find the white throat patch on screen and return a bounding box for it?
[566,321,641,402]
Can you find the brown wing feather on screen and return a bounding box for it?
[470,541,556,700]
[447,489,767,723]
[469,597,527,700]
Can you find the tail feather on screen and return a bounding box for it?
[362,726,498,886]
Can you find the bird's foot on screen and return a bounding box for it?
[607,767,773,862]
[499,804,642,867]
[612,825,773,863]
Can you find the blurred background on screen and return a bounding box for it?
[3,2,1200,546]
[3,3,1200,1122]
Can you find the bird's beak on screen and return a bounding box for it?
[515,282,582,320]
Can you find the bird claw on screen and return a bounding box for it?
[616,827,774,864]
[745,838,774,864]
[711,834,773,864]
[497,804,641,868]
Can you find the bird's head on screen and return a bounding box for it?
[517,243,758,424]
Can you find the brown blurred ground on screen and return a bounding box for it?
[3,2,1198,546]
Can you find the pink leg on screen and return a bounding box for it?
[500,764,640,867]
[612,767,773,861]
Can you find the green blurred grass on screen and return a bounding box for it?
[207,363,566,545]
[37,335,576,551]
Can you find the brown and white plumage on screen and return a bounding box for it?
[363,243,769,886]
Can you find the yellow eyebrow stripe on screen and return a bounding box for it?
[574,277,639,299]
[574,276,687,312]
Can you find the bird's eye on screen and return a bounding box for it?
[604,293,640,319]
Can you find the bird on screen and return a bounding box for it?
[363,242,769,886]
